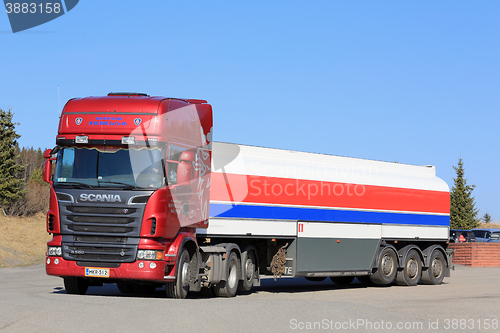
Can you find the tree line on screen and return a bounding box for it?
[0,107,494,226]
[0,107,48,216]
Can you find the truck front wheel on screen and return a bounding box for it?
[214,251,240,297]
[64,277,89,295]
[165,249,190,299]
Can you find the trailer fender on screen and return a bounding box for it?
[421,245,447,267]
[396,245,424,269]
[371,244,398,269]
[422,245,451,278]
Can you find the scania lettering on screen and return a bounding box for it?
[79,193,122,203]
[43,92,452,298]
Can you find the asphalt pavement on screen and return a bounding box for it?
[0,264,499,333]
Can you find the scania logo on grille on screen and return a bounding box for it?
[123,209,129,214]
[79,193,122,203]
[120,251,126,257]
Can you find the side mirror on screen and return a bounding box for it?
[43,148,57,184]
[43,148,52,159]
[177,151,195,184]
[43,160,52,184]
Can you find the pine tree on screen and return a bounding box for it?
[482,211,492,224]
[0,108,25,215]
[450,157,479,230]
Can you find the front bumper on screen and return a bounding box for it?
[46,256,166,283]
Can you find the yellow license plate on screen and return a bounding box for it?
[85,267,110,278]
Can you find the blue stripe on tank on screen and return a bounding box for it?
[209,203,449,226]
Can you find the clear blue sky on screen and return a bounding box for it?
[1,1,498,221]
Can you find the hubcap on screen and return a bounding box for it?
[407,258,418,279]
[431,257,443,278]
[181,262,190,287]
[228,261,238,288]
[245,259,254,280]
[381,254,394,276]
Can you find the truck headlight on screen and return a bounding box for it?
[48,246,62,256]
[75,136,88,144]
[122,136,135,144]
[136,250,163,260]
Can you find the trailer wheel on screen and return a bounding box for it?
[64,277,89,295]
[370,247,397,285]
[238,251,257,292]
[214,251,240,297]
[330,276,355,285]
[421,250,445,285]
[165,249,190,299]
[396,249,422,286]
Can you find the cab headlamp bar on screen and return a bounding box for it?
[56,137,163,146]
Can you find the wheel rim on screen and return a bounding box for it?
[381,254,394,276]
[181,261,190,287]
[407,258,418,279]
[431,257,443,278]
[245,258,254,280]
[228,261,238,288]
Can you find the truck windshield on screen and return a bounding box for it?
[54,146,164,189]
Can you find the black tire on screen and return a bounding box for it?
[421,250,446,285]
[214,252,240,297]
[117,282,134,294]
[305,277,326,282]
[370,247,397,285]
[396,249,422,286]
[238,250,257,292]
[64,277,89,295]
[165,249,190,299]
[330,276,355,285]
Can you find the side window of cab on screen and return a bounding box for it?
[167,144,197,186]
[167,144,185,185]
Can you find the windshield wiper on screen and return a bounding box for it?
[54,181,93,188]
[97,180,138,189]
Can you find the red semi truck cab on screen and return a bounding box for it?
[44,93,214,297]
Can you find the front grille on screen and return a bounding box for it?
[68,215,134,224]
[67,206,137,215]
[63,244,136,262]
[67,225,135,233]
[61,202,143,238]
[73,235,128,243]
[56,190,152,264]
[69,245,125,252]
